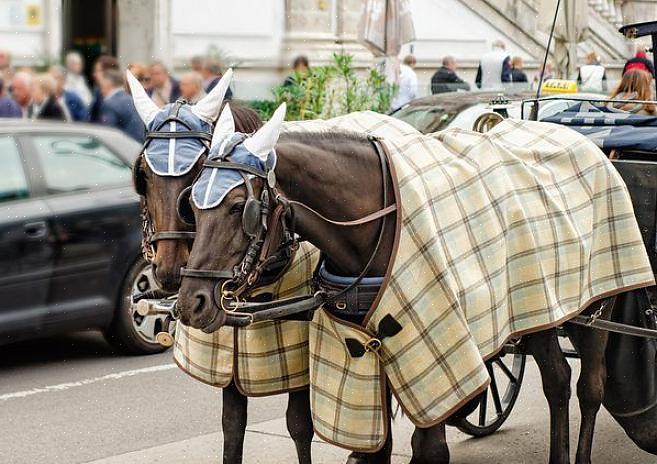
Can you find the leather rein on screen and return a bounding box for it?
[179,134,397,327]
[138,99,210,263]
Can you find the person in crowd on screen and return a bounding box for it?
[64,51,92,106]
[11,71,33,117]
[127,63,151,93]
[202,58,233,98]
[475,40,512,90]
[430,56,470,94]
[179,71,206,104]
[283,55,310,87]
[89,55,120,122]
[511,56,528,84]
[0,77,21,118]
[28,74,66,121]
[623,48,655,78]
[609,70,655,115]
[535,62,554,84]
[577,52,607,93]
[99,69,145,141]
[391,55,418,111]
[148,61,181,107]
[190,56,204,73]
[49,65,88,121]
[0,49,12,81]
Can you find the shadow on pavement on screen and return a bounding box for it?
[0,331,123,370]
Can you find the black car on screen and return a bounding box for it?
[0,120,169,354]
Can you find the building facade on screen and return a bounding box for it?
[2,0,657,99]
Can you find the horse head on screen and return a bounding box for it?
[129,69,262,292]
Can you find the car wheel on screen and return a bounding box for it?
[105,258,176,355]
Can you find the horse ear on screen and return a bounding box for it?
[243,103,286,161]
[126,70,159,126]
[211,103,235,149]
[191,68,233,123]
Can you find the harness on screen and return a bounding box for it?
[137,99,212,263]
[179,135,397,327]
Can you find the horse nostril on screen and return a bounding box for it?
[192,291,207,315]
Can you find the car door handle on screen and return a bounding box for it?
[24,221,48,239]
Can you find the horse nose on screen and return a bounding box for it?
[153,261,181,292]
[192,289,211,317]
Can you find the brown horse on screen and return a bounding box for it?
[177,104,617,464]
[127,72,314,464]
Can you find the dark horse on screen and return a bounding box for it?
[177,103,616,464]
[127,71,314,464]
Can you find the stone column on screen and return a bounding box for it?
[117,0,172,67]
[621,0,657,25]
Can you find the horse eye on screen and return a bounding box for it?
[229,202,245,215]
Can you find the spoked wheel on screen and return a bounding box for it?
[453,347,526,437]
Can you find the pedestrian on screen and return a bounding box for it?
[179,71,206,104]
[283,55,310,86]
[0,77,21,118]
[99,69,145,141]
[88,55,120,122]
[623,48,655,79]
[511,56,529,84]
[190,56,204,74]
[49,65,88,121]
[148,61,181,107]
[475,40,512,90]
[609,70,655,115]
[430,56,470,94]
[127,63,151,92]
[202,58,233,98]
[11,71,32,118]
[577,52,607,93]
[391,55,419,111]
[0,49,12,81]
[64,51,92,106]
[28,74,66,121]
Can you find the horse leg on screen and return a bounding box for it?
[286,388,314,464]
[346,388,394,464]
[222,381,248,464]
[524,329,572,464]
[565,302,613,464]
[410,422,449,464]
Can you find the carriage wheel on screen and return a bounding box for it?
[453,350,526,438]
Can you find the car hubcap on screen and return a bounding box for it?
[129,264,177,345]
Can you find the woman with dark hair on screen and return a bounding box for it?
[609,69,656,115]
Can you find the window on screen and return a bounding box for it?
[32,135,131,194]
[0,136,28,203]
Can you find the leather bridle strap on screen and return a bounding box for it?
[180,267,234,279]
[149,231,196,243]
[286,201,396,227]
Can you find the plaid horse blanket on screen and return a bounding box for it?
[308,118,655,451]
[173,112,419,396]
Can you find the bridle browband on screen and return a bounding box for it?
[138,99,211,263]
[179,134,397,327]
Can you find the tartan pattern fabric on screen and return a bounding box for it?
[173,241,319,394]
[307,117,654,450]
[309,310,387,452]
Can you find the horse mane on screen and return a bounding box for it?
[224,102,263,133]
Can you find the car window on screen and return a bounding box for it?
[0,136,29,203]
[32,135,131,194]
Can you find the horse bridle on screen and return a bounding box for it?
[179,134,397,325]
[135,99,212,263]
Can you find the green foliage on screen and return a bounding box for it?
[247,100,278,121]
[270,52,398,121]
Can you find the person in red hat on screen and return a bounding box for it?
[623,48,655,78]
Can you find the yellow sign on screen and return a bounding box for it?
[26,5,42,27]
[541,79,578,94]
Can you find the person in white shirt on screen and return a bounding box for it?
[391,55,418,111]
[476,40,512,90]
[577,52,607,93]
[64,51,92,107]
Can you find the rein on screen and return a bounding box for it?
[180,135,397,326]
[138,99,210,263]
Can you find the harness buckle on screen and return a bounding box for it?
[364,338,382,353]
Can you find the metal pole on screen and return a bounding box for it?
[531,0,562,121]
[652,33,657,99]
